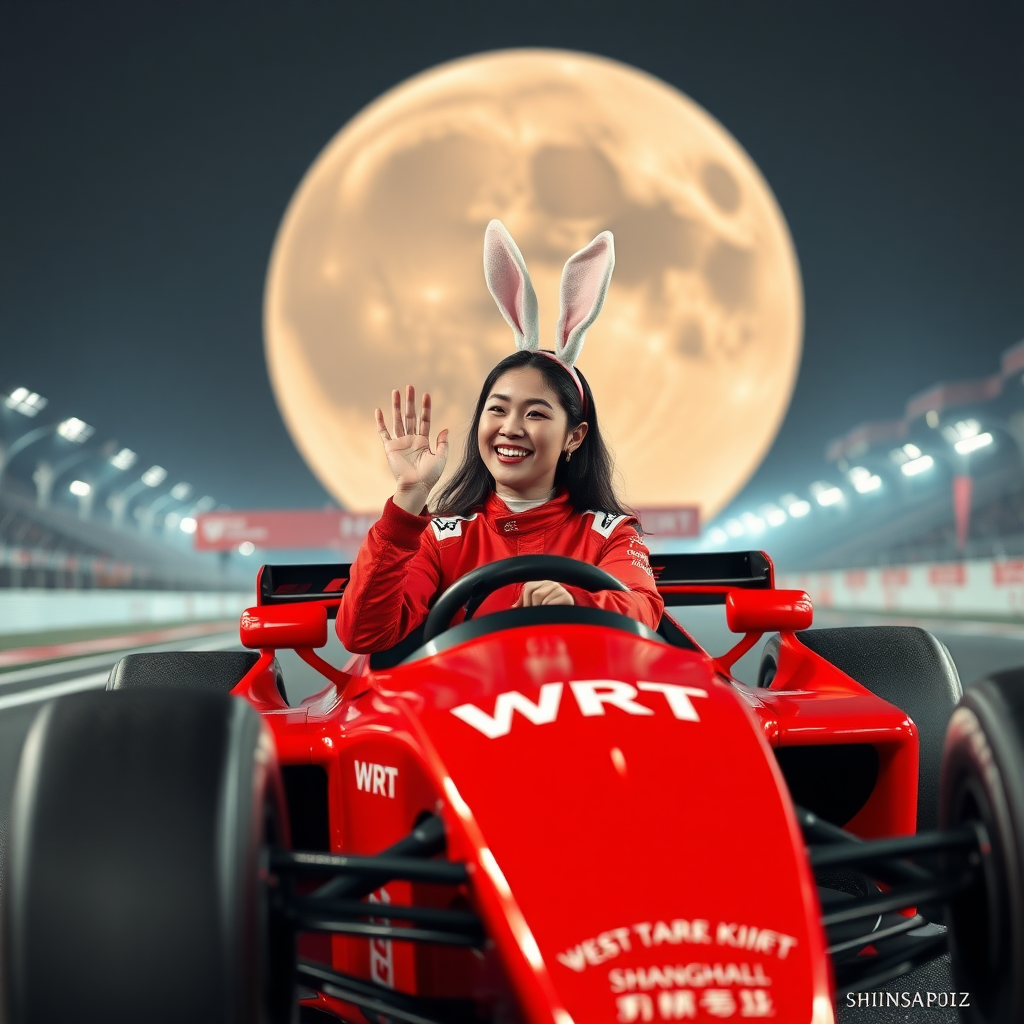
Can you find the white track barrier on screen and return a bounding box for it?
[777,558,1024,619]
[0,589,252,636]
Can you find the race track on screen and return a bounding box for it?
[0,608,1018,1022]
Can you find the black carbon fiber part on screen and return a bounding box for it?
[107,651,260,692]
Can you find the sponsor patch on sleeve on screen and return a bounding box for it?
[628,533,655,577]
[588,510,629,539]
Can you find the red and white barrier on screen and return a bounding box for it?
[777,558,1024,619]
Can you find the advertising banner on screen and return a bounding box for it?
[195,505,700,551]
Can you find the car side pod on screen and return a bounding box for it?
[715,589,813,674]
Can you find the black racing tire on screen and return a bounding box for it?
[2,688,294,1024]
[940,670,1024,1024]
[758,627,962,832]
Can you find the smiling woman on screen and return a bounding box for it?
[335,222,665,655]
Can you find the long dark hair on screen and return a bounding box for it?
[430,350,638,524]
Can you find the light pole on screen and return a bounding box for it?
[166,495,214,541]
[34,439,118,514]
[69,479,94,520]
[107,465,167,528]
[0,415,95,497]
[136,482,192,534]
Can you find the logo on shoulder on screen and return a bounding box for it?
[430,513,477,541]
[588,510,628,539]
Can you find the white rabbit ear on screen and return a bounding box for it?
[483,220,539,351]
[555,230,615,366]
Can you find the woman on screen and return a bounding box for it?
[337,222,664,654]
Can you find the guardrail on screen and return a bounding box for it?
[777,557,1024,619]
[0,589,252,637]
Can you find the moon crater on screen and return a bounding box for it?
[265,49,803,516]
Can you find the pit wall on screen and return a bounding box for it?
[0,589,253,636]
[776,558,1024,620]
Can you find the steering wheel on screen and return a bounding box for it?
[421,554,629,643]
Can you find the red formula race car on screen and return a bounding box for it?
[4,552,1023,1024]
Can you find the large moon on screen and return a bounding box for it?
[265,49,802,517]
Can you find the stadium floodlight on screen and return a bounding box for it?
[69,480,91,497]
[194,495,216,512]
[110,448,137,470]
[890,443,922,465]
[140,465,167,487]
[725,518,745,538]
[955,432,993,455]
[708,526,729,545]
[741,511,765,534]
[170,481,192,501]
[56,417,94,443]
[238,541,256,556]
[942,419,981,443]
[180,516,198,534]
[760,504,787,527]
[811,481,844,507]
[780,493,811,517]
[4,387,48,417]
[901,454,935,476]
[848,466,882,494]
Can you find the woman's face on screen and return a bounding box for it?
[477,366,586,501]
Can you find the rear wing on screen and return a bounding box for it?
[257,564,349,616]
[257,550,774,613]
[649,550,774,606]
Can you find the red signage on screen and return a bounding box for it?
[195,504,700,551]
[635,506,700,538]
[928,563,966,587]
[881,568,909,587]
[994,560,1024,585]
[194,510,378,551]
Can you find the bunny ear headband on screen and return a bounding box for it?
[483,219,615,415]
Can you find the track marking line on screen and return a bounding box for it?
[0,634,239,690]
[0,620,238,668]
[0,673,109,712]
[0,636,241,710]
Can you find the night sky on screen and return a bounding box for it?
[2,1,1022,519]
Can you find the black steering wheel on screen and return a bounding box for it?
[421,554,629,643]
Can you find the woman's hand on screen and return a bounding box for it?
[513,581,575,608]
[376,386,449,512]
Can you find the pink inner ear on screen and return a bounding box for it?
[559,238,611,345]
[485,234,526,334]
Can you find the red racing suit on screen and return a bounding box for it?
[336,488,664,654]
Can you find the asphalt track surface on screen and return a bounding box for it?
[2,608,1022,1022]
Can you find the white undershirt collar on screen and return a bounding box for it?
[498,487,557,513]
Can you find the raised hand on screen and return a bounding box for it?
[375,385,449,512]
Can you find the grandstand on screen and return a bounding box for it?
[0,481,248,591]
[1,385,250,594]
[706,339,1024,573]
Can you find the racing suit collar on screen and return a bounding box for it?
[484,487,575,535]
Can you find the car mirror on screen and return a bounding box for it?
[725,589,813,634]
[240,603,328,649]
